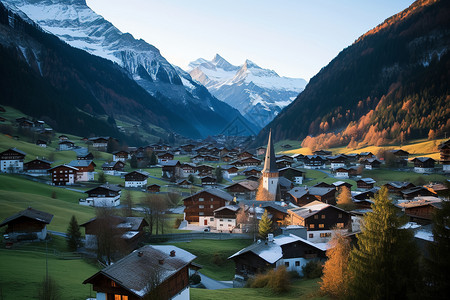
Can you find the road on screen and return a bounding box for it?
[199,273,233,289]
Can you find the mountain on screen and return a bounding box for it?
[188,54,307,129]
[4,0,254,138]
[256,0,450,149]
[0,2,200,143]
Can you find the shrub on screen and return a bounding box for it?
[249,266,290,294]
[302,260,323,279]
[174,218,183,229]
[189,274,201,285]
[211,253,226,266]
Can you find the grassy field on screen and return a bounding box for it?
[168,239,253,281]
[0,249,100,300]
[191,278,328,300]
[361,168,449,186]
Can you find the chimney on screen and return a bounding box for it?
[137,251,143,257]
[159,259,164,265]
[170,250,176,257]
[268,233,274,243]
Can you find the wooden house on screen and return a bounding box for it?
[80,184,121,207]
[389,149,410,160]
[161,160,181,178]
[24,158,52,174]
[328,155,348,170]
[183,189,233,224]
[238,151,254,160]
[288,186,336,206]
[313,150,332,156]
[196,164,214,176]
[288,201,351,243]
[439,139,450,173]
[112,150,130,162]
[58,134,68,141]
[359,152,374,160]
[256,147,266,156]
[411,157,435,173]
[180,163,197,177]
[147,184,161,193]
[400,187,437,200]
[0,148,26,173]
[158,152,175,163]
[332,181,353,191]
[356,178,376,190]
[59,140,75,151]
[181,143,195,153]
[201,176,216,186]
[334,166,357,178]
[214,205,241,232]
[243,167,262,177]
[225,180,259,199]
[83,245,195,300]
[231,157,262,167]
[177,179,191,188]
[48,164,78,185]
[221,154,234,162]
[101,161,125,175]
[88,137,109,151]
[0,207,53,241]
[383,182,416,195]
[398,198,442,222]
[278,167,304,184]
[124,171,148,188]
[313,182,334,188]
[221,165,239,178]
[229,234,326,281]
[303,155,326,169]
[77,152,94,160]
[361,158,382,169]
[68,160,96,181]
[276,159,291,169]
[35,139,47,148]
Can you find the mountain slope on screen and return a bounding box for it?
[0,2,200,142]
[189,54,307,129]
[4,0,254,137]
[257,0,450,149]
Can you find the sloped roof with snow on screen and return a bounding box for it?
[0,207,53,227]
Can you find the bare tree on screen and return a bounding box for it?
[37,276,60,300]
[141,195,168,235]
[122,191,133,217]
[95,207,125,264]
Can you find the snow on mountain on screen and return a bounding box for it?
[188,54,307,128]
[3,0,254,137]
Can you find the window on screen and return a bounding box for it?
[338,213,342,218]
[198,198,204,202]
[337,223,344,228]
[210,198,214,201]
[321,214,325,219]
[199,212,204,216]
[111,281,117,287]
[309,224,314,229]
[220,219,224,221]
[210,205,214,208]
[309,233,314,238]
[285,262,289,267]
[199,205,204,209]
[210,218,214,221]
[314,215,318,219]
[320,232,331,238]
[319,224,324,228]
[114,295,128,300]
[295,261,300,267]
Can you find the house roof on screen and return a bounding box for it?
[185,189,233,202]
[288,186,335,199]
[228,234,326,264]
[83,245,196,298]
[48,164,78,171]
[333,181,352,187]
[160,160,180,167]
[80,216,146,231]
[214,205,240,213]
[225,180,259,191]
[279,177,293,188]
[411,157,435,163]
[101,161,123,168]
[0,207,53,227]
[24,158,52,165]
[401,186,437,196]
[398,199,442,209]
[358,178,376,184]
[5,147,27,156]
[68,160,95,167]
[385,181,414,189]
[262,130,278,173]
[85,184,121,194]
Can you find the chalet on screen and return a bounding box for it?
[356,178,376,190]
[0,116,5,122]
[68,160,96,182]
[328,155,348,170]
[389,149,410,160]
[81,216,148,250]
[0,207,53,241]
[59,140,75,151]
[88,137,109,151]
[196,164,214,176]
[359,152,374,160]
[58,135,68,141]
[352,187,380,202]
[361,158,382,169]
[221,154,234,162]
[279,177,295,200]
[48,164,78,185]
[158,152,174,163]
[112,150,130,162]
[247,175,260,182]
[177,179,191,188]
[256,147,266,156]
[203,155,220,162]
[221,165,239,178]
[229,234,326,281]
[35,139,47,148]
[181,143,195,153]
[243,166,262,177]
[201,176,216,186]
[83,245,195,300]
[214,205,241,232]
[400,187,437,200]
[313,150,332,156]
[276,159,292,169]
[124,171,148,188]
[238,151,254,160]
[332,181,353,190]
[278,167,304,184]
[191,154,205,163]
[288,186,336,206]
[16,118,34,128]
[101,161,125,175]
[424,182,449,196]
[77,152,94,160]
[439,139,450,172]
[291,153,305,162]
[335,166,358,179]
[0,148,26,173]
[314,182,334,188]
[161,160,181,178]
[262,203,289,226]
[231,157,262,167]
[398,198,442,222]
[183,189,233,224]
[80,184,121,207]
[303,155,326,169]
[345,153,359,163]
[225,180,259,199]
[24,158,52,174]
[383,181,416,195]
[180,163,197,177]
[288,201,351,243]
[411,157,435,173]
[147,184,161,193]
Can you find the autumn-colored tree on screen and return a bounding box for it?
[320,231,351,299]
[258,209,272,239]
[336,186,355,211]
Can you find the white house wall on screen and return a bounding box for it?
[125,180,147,188]
[1,159,23,173]
[171,286,189,300]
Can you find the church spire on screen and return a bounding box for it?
[262,129,278,174]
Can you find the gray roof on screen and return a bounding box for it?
[412,157,435,163]
[84,245,196,297]
[7,147,27,156]
[386,181,414,189]
[214,205,240,213]
[160,160,180,166]
[262,130,278,173]
[226,180,259,191]
[0,207,53,227]
[288,186,335,198]
[188,189,233,202]
[68,160,94,167]
[358,178,376,184]
[85,184,121,194]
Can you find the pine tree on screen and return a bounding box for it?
[336,186,355,211]
[258,209,272,239]
[98,171,107,184]
[320,231,351,299]
[66,215,82,251]
[424,200,450,298]
[347,187,419,299]
[215,166,223,183]
[150,151,158,166]
[130,155,138,169]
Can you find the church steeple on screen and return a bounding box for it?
[262,129,278,174]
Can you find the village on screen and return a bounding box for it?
[0,107,449,300]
